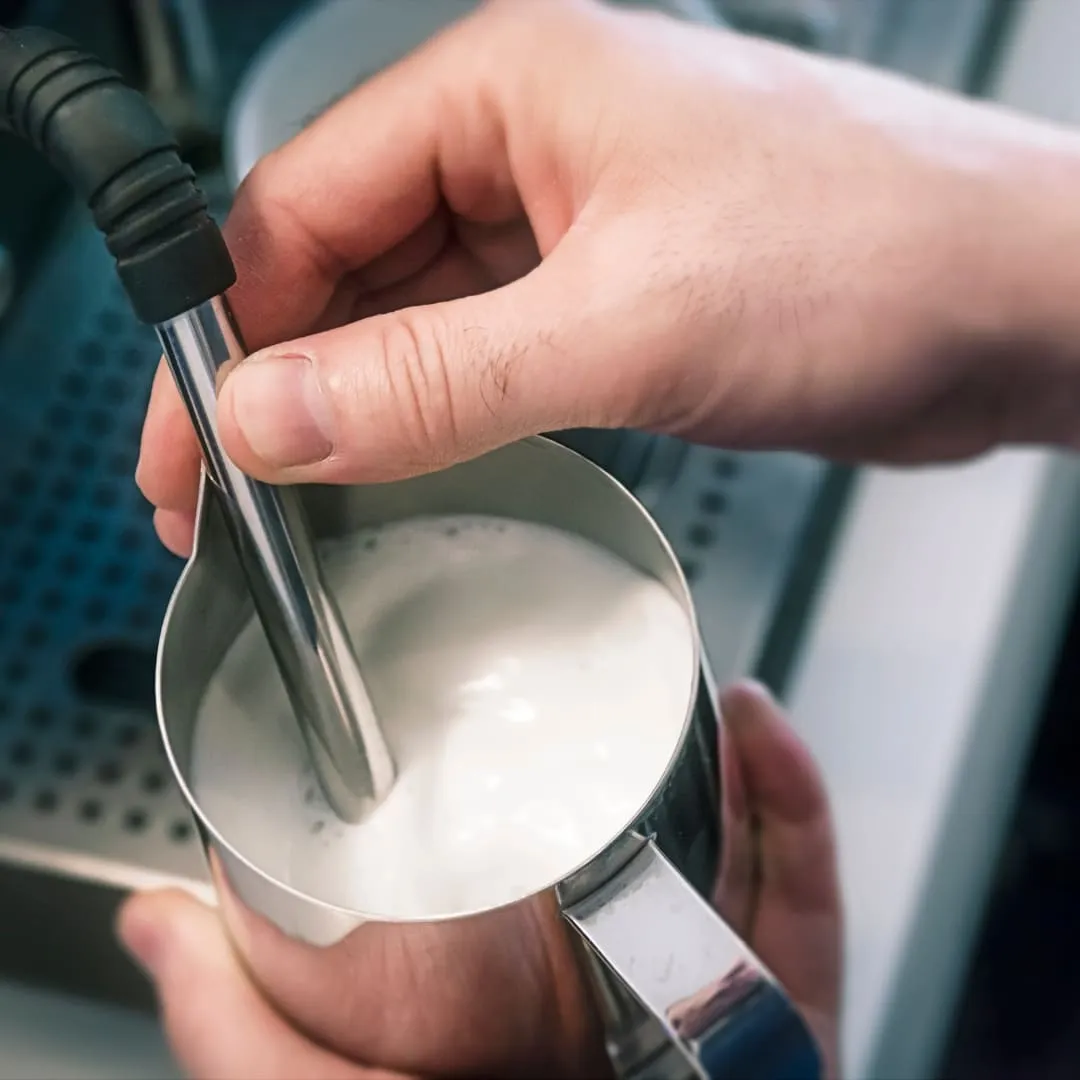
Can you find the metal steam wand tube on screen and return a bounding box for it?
[0,24,394,822]
[157,298,395,821]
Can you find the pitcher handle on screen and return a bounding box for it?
[563,840,822,1080]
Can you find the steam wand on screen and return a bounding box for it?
[0,25,394,823]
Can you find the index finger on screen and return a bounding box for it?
[137,8,519,516]
[222,0,528,349]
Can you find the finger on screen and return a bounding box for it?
[718,681,843,1077]
[213,239,650,485]
[137,8,525,519]
[714,722,758,938]
[209,12,540,486]
[136,213,464,517]
[220,8,526,363]
[136,235,505,523]
[719,681,839,912]
[153,507,196,558]
[137,360,202,512]
[117,890,409,1080]
[136,240,492,519]
[135,212,452,516]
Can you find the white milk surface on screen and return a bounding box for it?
[191,514,694,919]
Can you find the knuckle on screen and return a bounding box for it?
[231,153,285,232]
[373,312,464,466]
[230,151,344,286]
[240,142,297,210]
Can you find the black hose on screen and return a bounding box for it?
[0,25,234,323]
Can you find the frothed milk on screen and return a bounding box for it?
[191,514,695,919]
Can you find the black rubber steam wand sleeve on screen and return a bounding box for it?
[0,24,234,324]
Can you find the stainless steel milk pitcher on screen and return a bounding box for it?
[156,437,822,1080]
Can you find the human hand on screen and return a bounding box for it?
[118,681,842,1079]
[138,0,1080,557]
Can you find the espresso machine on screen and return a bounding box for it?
[0,0,1001,1018]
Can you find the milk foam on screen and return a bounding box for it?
[191,514,695,919]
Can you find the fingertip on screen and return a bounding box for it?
[719,679,783,729]
[138,360,203,513]
[215,340,404,487]
[215,376,277,484]
[154,508,195,558]
[117,888,212,980]
[136,426,202,513]
[217,352,334,481]
[116,892,166,978]
[718,679,830,825]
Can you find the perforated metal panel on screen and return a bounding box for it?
[0,201,206,882]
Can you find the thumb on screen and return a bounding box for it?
[216,251,651,486]
[117,889,406,1080]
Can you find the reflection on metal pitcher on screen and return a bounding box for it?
[157,438,824,1080]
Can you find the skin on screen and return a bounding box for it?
[125,0,1080,1073]
[120,682,843,1079]
[137,0,1080,558]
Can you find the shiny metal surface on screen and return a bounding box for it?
[567,845,820,1080]
[156,299,394,821]
[157,437,822,1079]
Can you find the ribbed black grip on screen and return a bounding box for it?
[0,25,234,323]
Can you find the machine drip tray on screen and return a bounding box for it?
[0,194,846,1008]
